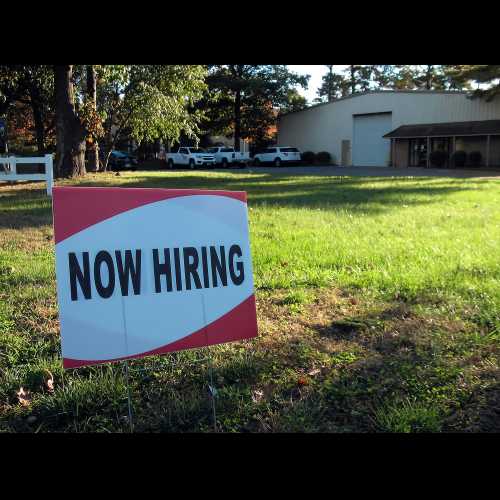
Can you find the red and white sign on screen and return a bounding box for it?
[52,187,257,369]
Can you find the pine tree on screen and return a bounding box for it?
[316,65,349,102]
[379,65,470,91]
[205,65,309,150]
[447,65,500,100]
[343,65,373,94]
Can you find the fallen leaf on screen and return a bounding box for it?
[308,369,321,377]
[252,390,264,403]
[16,387,31,407]
[297,377,309,387]
[45,370,54,393]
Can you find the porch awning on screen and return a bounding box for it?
[384,120,500,139]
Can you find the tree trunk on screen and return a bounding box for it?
[54,65,87,178]
[30,94,45,155]
[86,65,100,172]
[102,106,116,172]
[328,65,333,102]
[350,65,356,94]
[102,109,132,171]
[426,65,433,90]
[234,88,241,151]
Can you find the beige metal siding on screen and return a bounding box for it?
[277,91,500,166]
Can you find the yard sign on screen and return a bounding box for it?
[52,187,257,369]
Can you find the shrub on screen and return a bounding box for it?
[451,150,467,168]
[301,151,316,164]
[316,151,332,164]
[468,150,482,166]
[429,150,448,168]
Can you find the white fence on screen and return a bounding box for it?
[0,155,54,195]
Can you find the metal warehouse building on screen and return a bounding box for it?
[277,90,500,167]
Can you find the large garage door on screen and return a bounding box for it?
[352,112,392,167]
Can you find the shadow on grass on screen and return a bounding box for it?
[0,187,52,230]
[305,303,500,433]
[0,172,479,231]
[454,381,500,432]
[77,172,473,211]
[3,299,498,433]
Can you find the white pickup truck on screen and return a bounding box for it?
[206,147,250,168]
[166,147,216,169]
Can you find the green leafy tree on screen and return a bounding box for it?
[316,65,349,102]
[313,65,472,105]
[194,76,234,144]
[319,65,382,97]
[373,65,470,91]
[205,65,309,150]
[97,65,207,170]
[85,65,100,172]
[0,65,55,155]
[344,65,374,94]
[379,65,420,89]
[412,65,452,90]
[0,66,25,117]
[280,88,308,113]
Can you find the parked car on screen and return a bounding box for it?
[206,147,250,168]
[165,147,216,169]
[252,146,302,167]
[108,150,138,171]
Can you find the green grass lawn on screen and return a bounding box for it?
[1,170,499,432]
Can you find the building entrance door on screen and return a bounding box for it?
[341,140,351,166]
[409,138,428,167]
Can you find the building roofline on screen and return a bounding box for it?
[278,89,471,119]
[384,119,500,138]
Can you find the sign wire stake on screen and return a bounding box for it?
[208,354,217,433]
[202,294,217,433]
[124,360,134,433]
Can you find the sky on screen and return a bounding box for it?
[288,65,347,104]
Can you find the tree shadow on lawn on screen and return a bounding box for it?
[170,288,498,433]
[74,173,474,214]
[0,174,479,231]
[4,290,497,433]
[133,298,491,433]
[0,187,52,230]
[447,379,500,432]
[303,303,500,433]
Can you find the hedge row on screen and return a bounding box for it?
[430,150,483,168]
[301,151,333,164]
